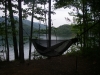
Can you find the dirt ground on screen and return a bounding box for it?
[0,55,100,75]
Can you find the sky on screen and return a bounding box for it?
[26,8,74,27]
[0,1,74,27]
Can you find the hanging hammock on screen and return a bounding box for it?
[31,19,100,57]
[30,0,100,57]
[32,38,78,57]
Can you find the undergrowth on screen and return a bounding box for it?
[66,46,100,61]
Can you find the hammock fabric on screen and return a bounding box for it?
[32,38,78,57]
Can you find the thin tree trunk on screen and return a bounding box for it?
[85,3,88,48]
[29,0,35,60]
[8,0,18,60]
[18,0,24,62]
[44,3,48,39]
[5,0,9,61]
[48,0,51,48]
[82,0,86,49]
[93,0,96,47]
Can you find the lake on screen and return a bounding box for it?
[0,35,74,61]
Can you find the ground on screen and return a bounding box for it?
[0,55,100,75]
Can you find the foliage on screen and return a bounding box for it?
[23,0,55,22]
[54,0,100,59]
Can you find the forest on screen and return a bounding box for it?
[0,0,100,75]
[52,24,75,37]
[0,0,100,61]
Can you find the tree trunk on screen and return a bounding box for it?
[5,0,9,61]
[48,0,51,48]
[8,0,18,60]
[18,0,24,62]
[44,3,48,39]
[29,0,35,60]
[82,0,86,49]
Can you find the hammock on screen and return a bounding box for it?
[29,0,100,58]
[31,19,100,57]
[32,38,78,57]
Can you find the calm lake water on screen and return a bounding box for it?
[0,35,74,61]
